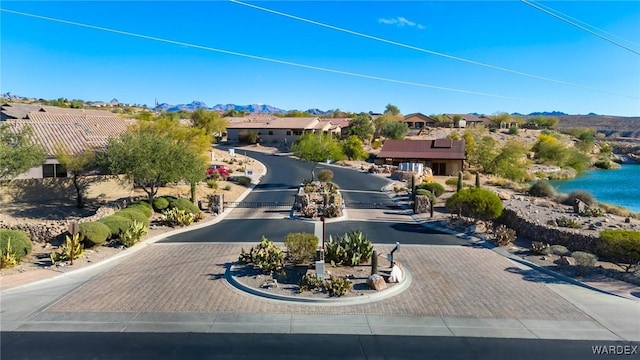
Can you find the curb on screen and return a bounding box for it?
[225,263,412,306]
[1,152,269,294]
[414,216,638,301]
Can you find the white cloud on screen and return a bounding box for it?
[378,16,425,30]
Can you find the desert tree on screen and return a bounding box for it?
[55,144,98,208]
[98,130,206,205]
[291,132,344,181]
[0,124,46,182]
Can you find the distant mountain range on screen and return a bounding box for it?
[152,101,291,114]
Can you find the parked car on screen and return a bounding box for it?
[206,164,230,179]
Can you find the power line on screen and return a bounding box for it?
[230,0,639,100]
[0,8,549,103]
[522,0,640,56]
[524,0,640,48]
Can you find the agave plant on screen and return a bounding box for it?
[50,233,84,265]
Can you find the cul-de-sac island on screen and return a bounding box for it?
[1,97,639,354]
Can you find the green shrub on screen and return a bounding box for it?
[169,198,200,215]
[508,126,519,135]
[223,185,232,191]
[236,176,251,187]
[326,230,373,266]
[579,206,605,217]
[571,251,597,275]
[371,140,382,149]
[445,188,503,221]
[416,182,445,197]
[317,169,334,182]
[207,180,218,189]
[298,274,323,292]
[563,190,596,207]
[324,276,351,297]
[284,232,318,264]
[550,244,571,256]
[529,180,556,198]
[597,230,640,272]
[152,197,170,212]
[555,216,582,229]
[238,237,284,274]
[115,208,150,226]
[99,215,133,238]
[79,221,111,247]
[414,188,433,197]
[0,229,32,263]
[444,178,459,187]
[127,201,153,217]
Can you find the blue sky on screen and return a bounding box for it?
[1,1,639,116]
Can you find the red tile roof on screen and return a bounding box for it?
[377,139,465,160]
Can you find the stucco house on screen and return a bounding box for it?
[375,139,465,176]
[225,116,342,145]
[6,111,132,179]
[402,113,438,130]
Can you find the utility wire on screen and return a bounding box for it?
[524,0,640,48]
[230,0,639,100]
[522,0,640,56]
[0,8,549,103]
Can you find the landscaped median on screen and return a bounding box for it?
[225,232,411,304]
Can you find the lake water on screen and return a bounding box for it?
[550,164,640,213]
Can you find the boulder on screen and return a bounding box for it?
[555,256,576,267]
[367,274,387,291]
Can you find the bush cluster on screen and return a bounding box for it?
[0,229,32,265]
[445,188,503,221]
[79,221,111,247]
[597,230,640,272]
[529,180,556,198]
[152,197,170,212]
[415,182,445,198]
[563,190,596,207]
[317,169,334,182]
[128,200,153,217]
[284,232,318,264]
[165,197,198,215]
[236,176,252,187]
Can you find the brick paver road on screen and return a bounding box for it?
[46,243,589,320]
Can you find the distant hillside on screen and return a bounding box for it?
[555,115,640,138]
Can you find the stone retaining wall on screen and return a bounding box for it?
[0,197,140,243]
[496,208,599,253]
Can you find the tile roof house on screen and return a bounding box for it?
[6,111,132,179]
[225,116,341,145]
[1,103,43,120]
[376,139,465,176]
[1,102,118,121]
[444,114,484,128]
[402,113,438,130]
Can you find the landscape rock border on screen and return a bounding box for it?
[225,263,412,305]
